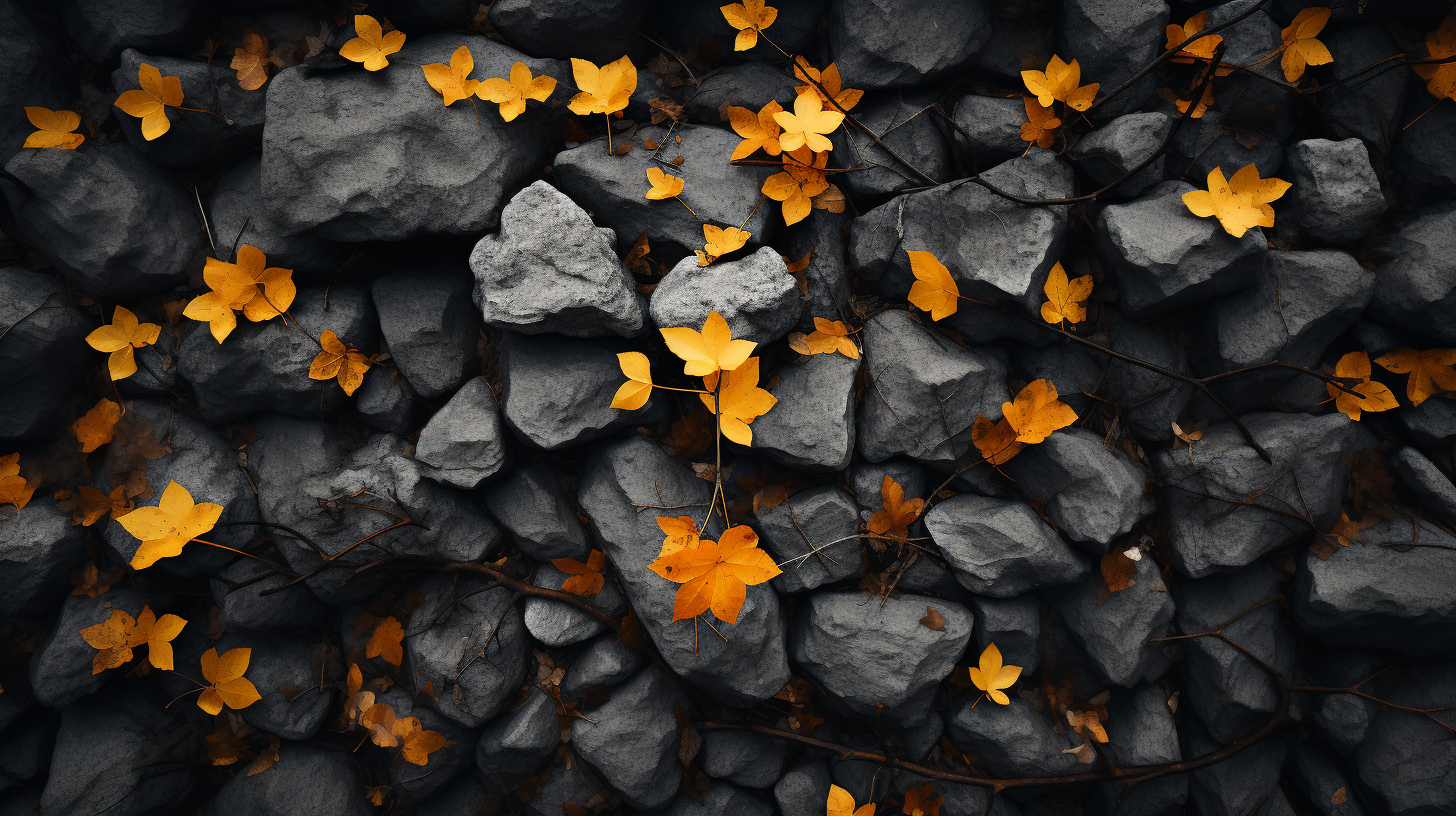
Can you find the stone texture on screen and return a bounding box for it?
[415,377,509,489]
[831,87,953,198]
[752,352,859,472]
[572,666,687,811]
[0,272,89,445]
[826,0,991,89]
[372,263,481,400]
[406,582,530,727]
[489,0,649,62]
[1042,554,1175,688]
[213,744,371,816]
[1004,428,1155,549]
[1280,138,1386,245]
[1067,111,1173,198]
[210,156,340,278]
[754,485,862,593]
[479,464,591,562]
[649,248,802,344]
[111,49,263,169]
[925,494,1089,597]
[500,332,664,450]
[1368,202,1456,343]
[946,696,1085,778]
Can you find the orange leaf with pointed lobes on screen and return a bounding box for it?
[366,615,405,666]
[231,27,270,90]
[906,250,959,321]
[1019,97,1061,148]
[1040,262,1093,326]
[198,647,262,714]
[87,305,161,380]
[22,107,84,149]
[553,550,607,597]
[1328,351,1398,420]
[763,149,828,226]
[793,59,862,112]
[827,784,876,816]
[568,56,636,116]
[1182,164,1290,238]
[1165,12,1223,61]
[80,609,137,674]
[339,15,405,71]
[73,398,122,453]
[967,643,1022,705]
[645,167,685,200]
[183,245,296,342]
[422,46,481,106]
[660,309,756,377]
[309,330,371,396]
[0,453,35,512]
[793,317,858,359]
[1002,379,1078,443]
[657,515,703,557]
[1022,55,1098,111]
[1279,7,1332,82]
[114,63,183,140]
[694,224,751,266]
[1374,347,1456,406]
[727,101,783,160]
[972,415,1023,465]
[721,0,777,50]
[116,480,224,569]
[700,357,777,446]
[866,475,923,542]
[477,60,556,120]
[1415,17,1456,101]
[648,525,780,624]
[903,782,943,816]
[393,715,454,765]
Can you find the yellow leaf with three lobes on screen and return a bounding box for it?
[1021,55,1098,111]
[644,167,684,200]
[721,0,778,51]
[568,56,636,116]
[394,716,452,765]
[1181,163,1290,238]
[116,480,224,569]
[701,356,777,445]
[972,414,1022,466]
[477,60,556,121]
[114,62,183,140]
[1040,262,1094,326]
[773,91,843,153]
[183,245,296,343]
[695,224,751,266]
[1003,378,1078,443]
[648,524,781,624]
[1328,351,1398,420]
[794,317,858,359]
[87,306,161,380]
[1374,347,1456,406]
[309,330,371,395]
[198,647,262,715]
[139,607,187,671]
[661,310,756,377]
[827,784,876,816]
[421,46,481,106]
[22,107,84,149]
[906,250,959,321]
[339,14,405,72]
[968,643,1023,705]
[727,101,783,160]
[1280,7,1333,82]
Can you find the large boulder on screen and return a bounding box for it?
[925,494,1089,597]
[572,666,688,811]
[1367,202,1456,343]
[213,744,371,816]
[752,352,859,472]
[1279,138,1386,245]
[650,248,802,344]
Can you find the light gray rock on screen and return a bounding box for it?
[372,264,481,400]
[210,156,340,278]
[826,0,991,89]
[406,582,530,727]
[952,95,1026,171]
[1368,202,1456,343]
[1042,554,1175,687]
[754,485,862,593]
[1004,428,1155,550]
[560,633,645,700]
[500,332,664,450]
[415,377,508,489]
[1281,138,1386,245]
[522,563,627,647]
[926,494,1089,597]
[650,247,802,344]
[572,666,687,811]
[753,352,858,472]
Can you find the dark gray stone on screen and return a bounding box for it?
[221,633,333,740]
[1368,202,1456,343]
[685,62,801,126]
[926,494,1089,597]
[28,588,147,709]
[1068,112,1173,198]
[967,594,1040,678]
[415,777,492,816]
[1392,446,1456,525]
[0,1,73,164]
[61,0,215,62]
[1087,684,1187,816]
[952,95,1026,171]
[489,0,648,62]
[1168,110,1285,184]
[1043,554,1175,687]
[111,49,262,169]
[851,458,927,517]
[1004,428,1155,550]
[754,485,862,593]
[0,709,55,794]
[1397,397,1456,447]
[1286,743,1368,816]
[521,757,616,816]
[1099,313,1195,443]
[826,0,990,89]
[560,633,645,700]
[1186,714,1285,816]
[1012,340,1104,419]
[211,557,330,633]
[780,208,854,329]
[1306,649,1378,754]
[1352,658,1456,815]
[659,782,775,816]
[572,665,687,811]
[1281,139,1386,245]
[376,687,477,805]
[0,496,86,623]
[406,582,530,727]
[1317,26,1407,161]
[0,269,89,445]
[372,264,481,401]
[210,156,340,278]
[831,87,953,198]
[1059,0,1168,119]
[753,352,858,472]
[476,688,558,782]
[480,464,592,562]
[214,744,371,816]
[523,563,627,647]
[650,247,802,344]
[1394,87,1456,204]
[700,730,786,788]
[500,332,664,450]
[353,367,421,434]
[775,760,833,816]
[415,377,508,489]
[946,696,1085,778]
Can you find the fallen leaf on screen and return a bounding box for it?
[903,782,942,816]
[73,398,123,453]
[1332,787,1347,805]
[1181,163,1290,238]
[553,550,607,597]
[1166,12,1223,62]
[906,249,959,321]
[919,607,946,631]
[198,647,262,714]
[972,414,1023,465]
[611,351,654,409]
[115,480,224,569]
[658,515,703,557]
[568,56,636,116]
[394,715,453,765]
[1279,7,1332,82]
[827,783,876,816]
[660,309,756,376]
[70,559,122,596]
[721,0,777,51]
[700,357,777,445]
[1002,378,1078,444]
[1414,16,1456,101]
[1022,55,1098,111]
[1019,96,1061,148]
[867,475,923,542]
[968,643,1022,705]
[648,96,683,123]
[477,60,556,120]
[763,149,829,225]
[1374,347,1456,406]
[1040,262,1093,326]
[1327,351,1398,421]
[645,166,685,200]
[366,616,405,666]
[695,224,751,267]
[422,45,482,106]
[87,305,161,380]
[246,735,280,776]
[114,62,183,140]
[793,59,862,112]
[308,330,371,396]
[0,452,36,512]
[773,91,843,153]
[231,27,271,90]
[182,244,296,343]
[648,524,781,623]
[727,101,784,160]
[796,317,859,359]
[340,14,405,72]
[1100,547,1138,594]
[22,107,84,149]
[1160,83,1214,118]
[205,724,249,766]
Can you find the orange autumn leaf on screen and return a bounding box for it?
[1160,83,1214,118]
[721,0,777,51]
[1019,96,1061,148]
[763,149,829,226]
[727,101,784,160]
[827,784,876,816]
[1279,7,1333,82]
[366,615,405,666]
[86,305,161,380]
[611,351,655,410]
[568,56,636,116]
[789,317,858,359]
[22,107,84,149]
[773,91,843,153]
[80,609,137,674]
[308,330,371,396]
[198,647,262,715]
[553,550,606,597]
[182,244,296,343]
[115,480,225,569]
[694,224,751,267]
[477,60,556,120]
[1041,262,1093,326]
[1374,348,1456,406]
[231,27,270,91]
[57,484,132,526]
[700,356,777,446]
[393,715,453,766]
[422,46,481,107]
[647,524,781,624]
[73,398,122,453]
[0,453,35,512]
[361,701,401,747]
[1101,546,1139,594]
[866,475,923,542]
[903,783,943,816]
[657,515,703,557]
[339,14,405,72]
[1166,12,1223,61]
[1022,55,1098,111]
[906,249,959,321]
[645,167,685,200]
[1327,351,1398,420]
[968,643,1022,705]
[660,309,756,377]
[1415,17,1456,101]
[972,414,1022,465]
[1003,378,1078,444]
[793,59,863,112]
[1182,164,1290,238]
[114,62,183,140]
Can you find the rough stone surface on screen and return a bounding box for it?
[754,485,862,593]
[479,463,591,562]
[209,156,340,278]
[406,582,530,727]
[213,744,371,816]
[111,49,263,169]
[827,0,991,89]
[650,248,802,344]
[951,95,1026,171]
[700,730,786,788]
[1280,138,1386,245]
[1067,111,1172,198]
[500,332,664,450]
[489,0,649,62]
[475,688,558,782]
[0,269,90,445]
[946,696,1085,778]
[372,264,481,400]
[522,562,627,646]
[1042,554,1175,687]
[925,494,1089,597]
[1004,428,1155,549]
[572,666,687,811]
[415,377,509,489]
[0,497,87,623]
[831,88,953,198]
[1367,202,1456,343]
[752,353,858,472]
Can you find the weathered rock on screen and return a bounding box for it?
[578,436,790,705]
[476,688,558,783]
[650,248,802,344]
[1397,397,1456,447]
[1293,517,1456,655]
[572,666,688,811]
[779,207,854,329]
[112,49,263,169]
[214,744,371,816]
[480,464,591,562]
[415,377,509,489]
[856,310,1010,467]
[372,264,481,401]
[951,95,1026,171]
[1168,109,1285,184]
[1096,180,1267,316]
[1058,0,1168,119]
[1087,684,1188,816]
[489,0,648,62]
[1368,201,1456,343]
[1305,648,1379,754]
[659,782,776,816]
[1042,555,1175,687]
[1153,412,1352,577]
[946,696,1085,778]
[826,0,991,89]
[1067,111,1173,198]
[1352,658,1456,815]
[1392,446,1456,525]
[211,558,330,633]
[926,494,1089,597]
[832,736,894,806]
[500,332,664,450]
[685,62,801,125]
[851,458,928,517]
[352,367,422,434]
[178,285,379,422]
[791,590,972,727]
[1394,87,1456,204]
[700,730,786,788]
[28,588,147,709]
[61,0,215,62]
[210,156,341,278]
[1013,340,1102,418]
[1285,743,1367,816]
[1004,428,1155,549]
[560,633,646,700]
[553,124,777,253]
[0,1,73,164]
[775,761,834,816]
[1280,139,1386,245]
[522,563,627,646]
[262,34,564,242]
[752,352,858,472]
[1095,314,1195,444]
[755,485,863,593]
[221,633,333,740]
[831,88,953,199]
[470,181,646,338]
[966,594,1040,678]
[1186,712,1286,816]
[2,145,199,301]
[0,496,87,624]
[406,582,530,727]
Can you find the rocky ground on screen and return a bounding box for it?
[2,1,1456,815]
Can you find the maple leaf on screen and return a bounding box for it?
[231,27,270,91]
[115,480,225,569]
[198,647,262,715]
[906,250,959,321]
[972,414,1022,465]
[649,525,781,624]
[789,317,858,359]
[393,715,453,766]
[478,60,557,120]
[1019,97,1061,149]
[727,101,783,160]
[1166,12,1223,61]
[657,515,703,557]
[568,56,637,116]
[114,62,183,141]
[1003,378,1078,444]
[763,150,829,226]
[87,305,161,381]
[73,398,123,453]
[1279,7,1332,82]
[773,91,843,153]
[968,643,1022,705]
[421,46,481,106]
[309,330,371,396]
[793,58,863,112]
[660,310,756,377]
[645,167,685,200]
[0,452,36,512]
[183,245,297,343]
[80,610,137,674]
[1022,55,1098,112]
[866,475,923,542]
[366,616,405,666]
[22,107,84,149]
[1040,262,1093,326]
[721,0,777,51]
[611,351,655,410]
[903,783,943,816]
[553,550,606,596]
[700,356,778,445]
[694,224,751,267]
[827,784,876,816]
[1182,164,1290,238]
[1414,17,1456,101]
[1374,348,1456,406]
[1327,351,1398,421]
[339,14,405,72]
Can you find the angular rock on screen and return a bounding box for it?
[1098,313,1195,443]
[0,496,87,623]
[650,248,802,344]
[791,590,972,727]
[479,464,591,562]
[470,181,646,338]
[1391,446,1456,526]
[572,666,687,811]
[779,207,854,329]
[926,494,1089,597]
[856,310,1010,467]
[1096,180,1268,317]
[1186,713,1286,816]
[262,34,564,242]
[951,95,1026,171]
[700,730,786,788]
[1153,412,1352,577]
[1367,201,1456,343]
[1285,743,1367,816]
[685,62,801,125]
[851,458,928,518]
[560,633,646,700]
[214,744,371,816]
[1004,428,1155,550]
[2,145,199,301]
[1060,0,1167,119]
[223,633,334,740]
[415,377,509,489]
[211,558,331,633]
[112,49,262,169]
[775,761,833,816]
[826,0,990,89]
[946,696,1085,778]
[966,594,1040,678]
[1012,340,1102,418]
[754,485,863,593]
[500,332,664,450]
[1280,138,1386,245]
[831,88,953,199]
[0,269,90,444]
[406,582,530,727]
[752,353,858,472]
[61,0,215,62]
[1042,554,1175,687]
[476,688,559,783]
[372,264,481,401]
[1087,684,1188,816]
[1394,87,1456,204]
[353,368,422,434]
[28,588,147,709]
[1397,397,1456,447]
[522,563,627,647]
[1067,111,1173,198]
[489,0,648,62]
[210,156,340,278]
[659,782,775,816]
[375,687,477,805]
[1352,659,1456,816]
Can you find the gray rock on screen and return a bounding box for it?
[572,665,687,811]
[1099,313,1195,443]
[352,367,421,434]
[1397,397,1456,447]
[523,563,627,647]
[1059,0,1168,119]
[111,49,262,169]
[832,87,953,198]
[552,124,777,253]
[1012,340,1102,418]
[415,777,493,816]
[210,156,340,278]
[262,34,564,242]
[178,284,379,423]
[952,95,1026,171]
[521,757,616,816]
[221,633,333,740]
[0,709,56,793]
[1043,554,1175,687]
[476,688,558,782]
[480,464,591,562]
[1005,428,1155,550]
[1305,649,1378,754]
[926,494,1089,597]
[775,761,834,816]
[0,496,87,623]
[0,269,89,444]
[372,264,481,401]
[1168,109,1285,184]
[0,1,72,164]
[39,687,200,816]
[659,782,775,816]
[946,696,1085,778]
[1392,446,1456,525]
[211,558,330,633]
[1087,684,1187,816]
[1317,26,1407,160]
[1394,87,1456,204]
[1281,139,1386,245]
[780,208,854,329]
[700,730,786,788]
[28,588,147,709]
[1186,714,1286,816]
[214,744,371,816]
[1368,202,1456,342]
[1352,659,1456,816]
[578,437,790,705]
[831,735,892,805]
[500,332,664,450]
[753,353,858,472]
[415,377,508,489]
[470,181,646,338]
[1153,412,1352,577]
[967,594,1040,678]
[1096,180,1268,317]
[685,62,801,125]
[650,248,802,344]
[375,687,477,805]
[61,0,215,62]
[560,633,645,700]
[1293,516,1456,655]
[826,0,990,89]
[1286,743,1368,816]
[856,310,1010,467]
[2,145,198,301]
[1068,112,1173,198]
[489,0,648,62]
[406,582,530,727]
[852,458,927,516]
[790,590,972,727]
[755,485,862,593]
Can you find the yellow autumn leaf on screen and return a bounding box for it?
[1280,7,1333,82]
[114,62,183,141]
[1022,55,1098,111]
[339,14,405,72]
[773,91,843,153]
[721,0,778,51]
[421,46,481,106]
[22,107,84,149]
[695,224,751,266]
[1181,164,1290,238]
[700,356,777,445]
[726,101,783,160]
[1040,262,1093,326]
[1328,351,1399,420]
[967,643,1022,705]
[1374,347,1456,407]
[568,56,636,116]
[611,351,654,410]
[198,647,262,715]
[308,330,371,396]
[644,167,685,200]
[115,480,225,569]
[659,310,756,377]
[477,60,557,121]
[906,249,959,321]
[86,306,161,381]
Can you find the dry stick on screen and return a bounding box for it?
[194,187,216,254]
